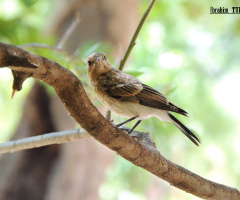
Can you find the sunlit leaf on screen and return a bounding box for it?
[125,70,144,77]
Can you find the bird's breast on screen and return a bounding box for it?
[94,91,152,120]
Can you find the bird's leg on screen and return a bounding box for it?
[128,120,142,134]
[116,117,137,127]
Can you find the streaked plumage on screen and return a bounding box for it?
[87,52,200,146]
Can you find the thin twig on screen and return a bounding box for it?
[110,0,156,126]
[57,12,81,48]
[0,129,90,154]
[19,43,63,51]
[19,12,83,64]
[19,43,86,65]
[118,0,156,71]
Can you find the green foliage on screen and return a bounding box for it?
[0,0,54,141]
[102,0,240,199]
[124,70,144,77]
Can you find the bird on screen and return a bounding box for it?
[86,52,200,146]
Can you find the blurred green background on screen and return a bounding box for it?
[0,0,240,199]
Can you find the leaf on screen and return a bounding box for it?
[125,70,144,77]
[162,84,177,96]
[22,0,38,7]
[83,42,100,58]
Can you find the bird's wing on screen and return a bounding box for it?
[105,83,142,97]
[98,69,187,115]
[97,69,143,103]
[138,84,168,104]
[136,84,188,116]
[135,84,173,111]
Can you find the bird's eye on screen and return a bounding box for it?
[103,55,107,60]
[88,61,93,65]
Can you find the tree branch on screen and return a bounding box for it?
[118,0,156,71]
[57,12,81,49]
[0,129,90,154]
[0,42,239,200]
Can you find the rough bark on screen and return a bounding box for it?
[0,42,239,200]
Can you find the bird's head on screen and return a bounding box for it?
[86,52,112,80]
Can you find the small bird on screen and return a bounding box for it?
[87,52,200,146]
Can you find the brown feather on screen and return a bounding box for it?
[87,52,198,146]
[136,85,188,116]
[97,69,188,116]
[97,68,143,97]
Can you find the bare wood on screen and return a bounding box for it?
[0,129,90,154]
[0,42,239,200]
[57,12,81,49]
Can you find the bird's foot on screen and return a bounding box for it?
[117,126,132,134]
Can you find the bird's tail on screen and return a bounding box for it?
[168,113,200,146]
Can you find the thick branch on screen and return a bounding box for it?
[0,42,239,200]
